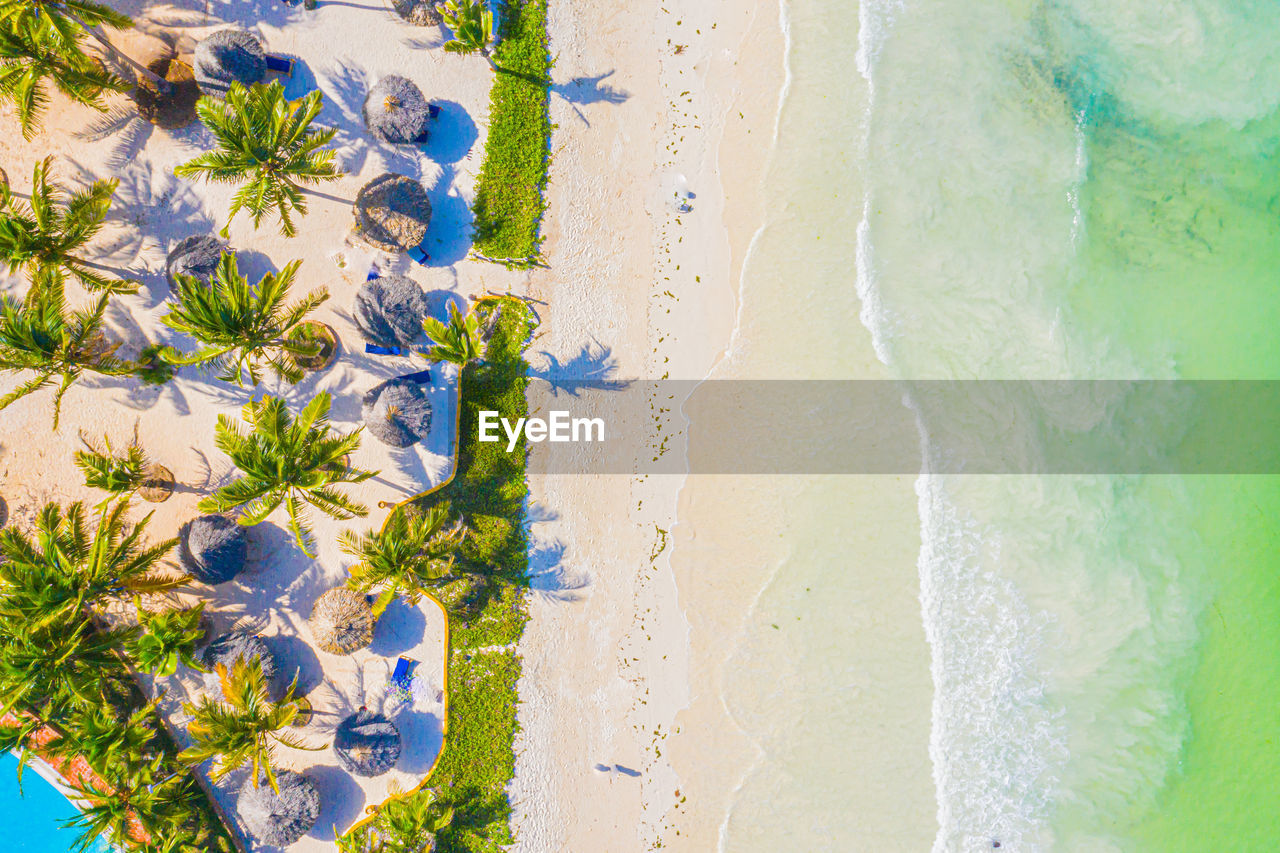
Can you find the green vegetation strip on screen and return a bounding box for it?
[342,300,536,852]
[471,0,552,267]
[426,301,535,852]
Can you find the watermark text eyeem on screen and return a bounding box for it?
[478,410,606,452]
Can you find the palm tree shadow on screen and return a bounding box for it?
[553,70,630,127]
[525,538,590,603]
[528,340,632,396]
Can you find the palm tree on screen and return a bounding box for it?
[179,658,316,793]
[0,500,184,631]
[0,271,139,429]
[74,432,159,507]
[63,753,193,851]
[0,0,169,92]
[337,787,454,852]
[200,393,376,556]
[421,302,485,367]
[0,157,137,293]
[340,504,468,616]
[159,252,329,386]
[46,701,158,780]
[439,0,497,70]
[0,18,130,138]
[0,616,135,716]
[127,601,206,677]
[175,81,342,237]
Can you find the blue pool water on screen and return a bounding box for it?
[0,752,100,851]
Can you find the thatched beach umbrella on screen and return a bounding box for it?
[353,173,432,253]
[237,770,320,846]
[353,275,429,347]
[364,76,432,144]
[178,514,247,585]
[166,235,229,292]
[201,631,277,682]
[391,0,443,26]
[362,377,432,448]
[333,709,401,777]
[309,587,374,655]
[194,28,267,95]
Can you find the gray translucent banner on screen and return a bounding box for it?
[488,380,1280,474]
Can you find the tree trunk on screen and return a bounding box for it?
[67,13,171,96]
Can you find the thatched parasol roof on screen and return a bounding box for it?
[308,587,374,655]
[352,173,432,253]
[237,770,320,846]
[201,631,276,682]
[166,235,229,291]
[178,514,247,585]
[391,0,443,26]
[364,76,432,145]
[333,709,401,777]
[362,377,432,448]
[194,28,267,95]
[352,275,429,347]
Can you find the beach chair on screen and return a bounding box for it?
[265,54,294,76]
[365,343,404,356]
[401,369,432,384]
[391,657,417,688]
[406,246,430,265]
[428,104,441,119]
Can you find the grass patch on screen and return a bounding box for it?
[471,0,552,267]
[341,299,536,852]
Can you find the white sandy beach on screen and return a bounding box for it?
[513,0,937,850]
[0,0,518,849]
[1,0,937,849]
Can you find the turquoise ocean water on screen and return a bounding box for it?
[854,0,1280,849]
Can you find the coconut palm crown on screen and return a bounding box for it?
[179,657,315,793]
[0,18,130,138]
[0,0,170,94]
[200,393,376,556]
[0,157,137,293]
[340,503,468,616]
[160,252,329,386]
[439,0,496,69]
[0,270,138,429]
[175,81,342,238]
[0,499,184,632]
[420,302,484,367]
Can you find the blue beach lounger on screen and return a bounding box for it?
[428,104,441,119]
[365,343,403,355]
[265,55,294,75]
[407,246,430,265]
[392,657,417,688]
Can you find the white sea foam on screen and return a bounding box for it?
[853,0,1206,849]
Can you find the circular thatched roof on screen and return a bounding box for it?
[362,377,432,448]
[333,709,401,777]
[391,0,443,26]
[166,235,228,291]
[364,76,431,145]
[238,770,320,846]
[309,587,374,655]
[194,28,267,95]
[178,514,247,585]
[352,275,428,347]
[201,631,276,682]
[353,173,432,253]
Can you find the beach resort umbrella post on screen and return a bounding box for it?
[237,769,320,846]
[362,378,433,448]
[309,587,375,655]
[352,173,432,253]
[178,515,248,585]
[333,709,402,777]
